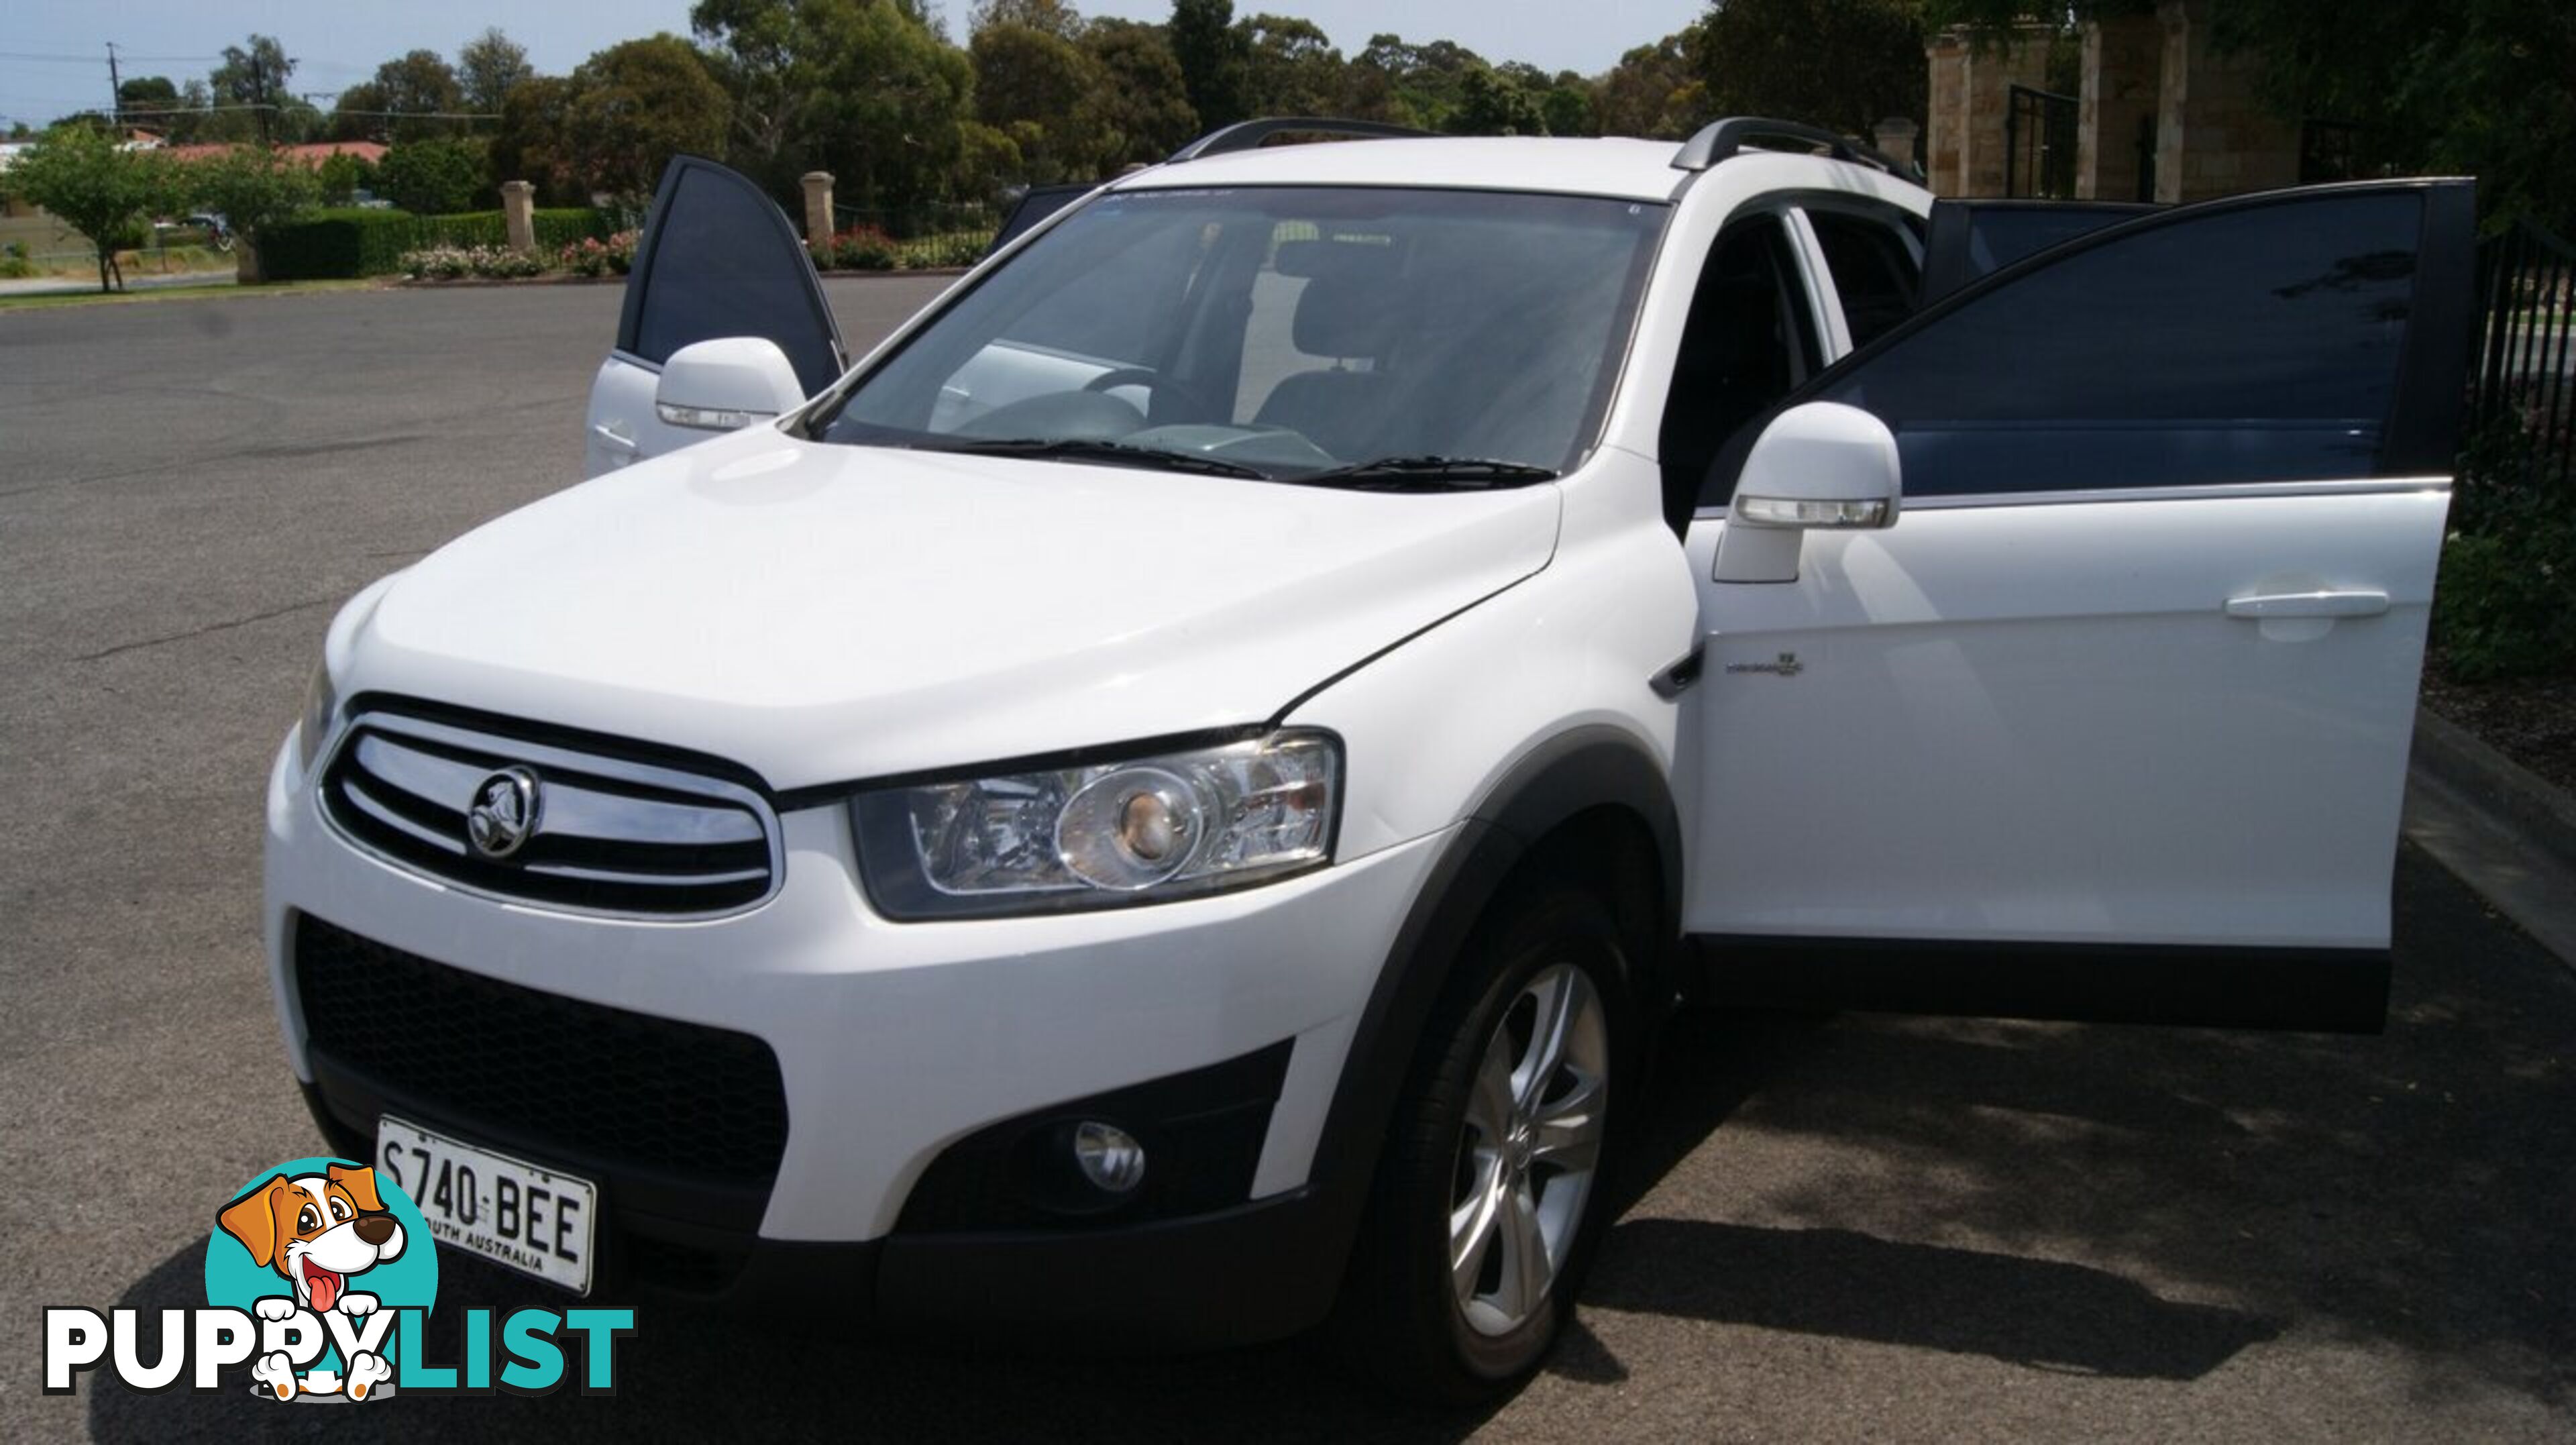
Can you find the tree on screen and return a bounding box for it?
[115,75,180,123]
[565,36,733,199]
[971,20,1108,183]
[207,35,295,144]
[327,82,391,143]
[376,137,489,215]
[1597,30,1709,140]
[181,144,321,280]
[1237,13,1344,117]
[691,0,973,210]
[488,75,583,202]
[457,28,535,116]
[973,0,1084,39]
[315,149,378,204]
[1169,0,1247,131]
[1352,34,1486,131]
[1692,0,1925,140]
[370,50,468,142]
[1082,19,1199,166]
[2,125,174,292]
[1449,63,1544,136]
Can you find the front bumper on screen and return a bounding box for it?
[264,734,1445,1337]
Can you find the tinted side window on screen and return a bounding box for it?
[627,164,842,395]
[1660,216,1821,529]
[1807,209,1921,349]
[1814,191,2423,497]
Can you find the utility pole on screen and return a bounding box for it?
[252,51,270,146]
[106,42,121,129]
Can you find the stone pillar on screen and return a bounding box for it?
[2078,13,2161,201]
[500,180,536,251]
[1923,25,2051,197]
[1925,32,1968,195]
[801,172,835,250]
[1872,117,1921,177]
[2155,0,2302,203]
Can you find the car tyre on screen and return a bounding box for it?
[1335,879,1635,1405]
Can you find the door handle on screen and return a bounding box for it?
[590,423,637,453]
[2223,589,2389,619]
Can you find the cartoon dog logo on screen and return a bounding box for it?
[217,1163,407,1400]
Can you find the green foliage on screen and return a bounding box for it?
[1083,19,1199,167]
[972,21,1107,182]
[1596,32,1708,140]
[258,207,424,279]
[315,150,378,205]
[368,49,468,143]
[398,244,547,280]
[812,223,900,270]
[2436,423,2576,680]
[178,144,323,279]
[458,29,536,115]
[488,76,584,203]
[1692,0,1926,138]
[1169,0,1248,131]
[2,125,176,291]
[567,35,735,197]
[377,138,490,215]
[0,241,35,279]
[691,0,972,209]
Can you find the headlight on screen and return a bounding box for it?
[293,661,340,774]
[851,731,1340,918]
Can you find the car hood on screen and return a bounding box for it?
[347,431,1560,790]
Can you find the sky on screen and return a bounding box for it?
[1,1,1709,128]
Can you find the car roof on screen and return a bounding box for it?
[1109,135,1776,203]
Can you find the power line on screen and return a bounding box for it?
[0,50,220,64]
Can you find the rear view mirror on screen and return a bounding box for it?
[1713,402,1901,584]
[653,337,807,433]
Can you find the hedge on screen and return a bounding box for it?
[259,209,423,280]
[262,206,612,280]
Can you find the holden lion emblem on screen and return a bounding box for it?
[466,767,542,859]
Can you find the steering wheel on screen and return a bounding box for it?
[1082,368,1216,424]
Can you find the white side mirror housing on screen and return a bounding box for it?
[1712,401,1902,584]
[654,337,807,433]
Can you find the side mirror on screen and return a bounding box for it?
[1711,401,1901,584]
[653,337,806,433]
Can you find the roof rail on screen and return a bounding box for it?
[1672,116,1913,178]
[1168,117,1434,164]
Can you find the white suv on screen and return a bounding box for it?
[263,118,2472,1398]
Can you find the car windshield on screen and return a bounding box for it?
[812,186,1667,484]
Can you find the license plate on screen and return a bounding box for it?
[376,1116,596,1295]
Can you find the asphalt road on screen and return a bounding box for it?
[3,280,2572,1442]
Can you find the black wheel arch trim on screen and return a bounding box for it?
[1293,726,1684,1314]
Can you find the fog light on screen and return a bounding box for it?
[1071,1120,1146,1193]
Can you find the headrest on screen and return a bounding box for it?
[1273,238,1400,280]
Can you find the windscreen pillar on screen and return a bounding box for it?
[500,180,535,251]
[802,172,835,250]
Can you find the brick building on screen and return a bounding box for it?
[1921,0,2315,203]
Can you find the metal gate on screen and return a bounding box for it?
[2004,85,2079,199]
[2472,217,2576,485]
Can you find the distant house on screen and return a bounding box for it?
[159,141,390,168]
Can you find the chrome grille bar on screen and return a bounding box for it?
[317,710,784,918]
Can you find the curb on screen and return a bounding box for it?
[2404,705,2576,969]
[2409,706,2576,874]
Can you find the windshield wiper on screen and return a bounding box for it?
[1291,456,1560,492]
[920,436,1270,479]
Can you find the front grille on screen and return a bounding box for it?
[294,915,790,1185]
[319,710,779,916]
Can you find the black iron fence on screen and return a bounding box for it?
[2004,85,2079,200]
[2471,217,2576,485]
